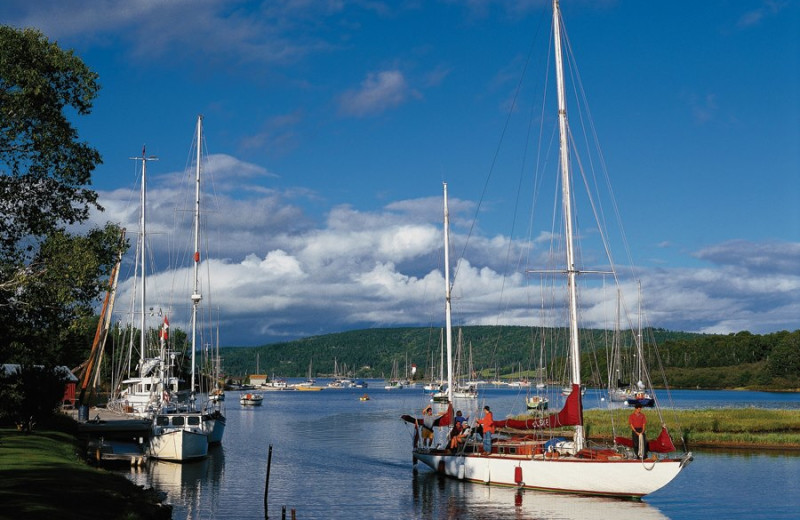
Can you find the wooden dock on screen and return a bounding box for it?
[68,406,151,466]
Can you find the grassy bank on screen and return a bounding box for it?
[581,408,800,450]
[0,419,171,520]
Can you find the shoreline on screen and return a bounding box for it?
[0,413,171,520]
[3,405,799,518]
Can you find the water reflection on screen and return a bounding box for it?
[128,446,226,518]
[411,472,669,520]
[116,386,800,520]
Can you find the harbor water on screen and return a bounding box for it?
[121,385,800,519]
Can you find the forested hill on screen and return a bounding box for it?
[218,327,800,390]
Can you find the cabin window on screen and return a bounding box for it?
[144,384,151,391]
[156,416,169,426]
[172,416,185,426]
[187,416,200,426]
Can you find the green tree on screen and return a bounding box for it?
[0,26,101,254]
[0,364,68,432]
[767,331,800,379]
[0,26,126,368]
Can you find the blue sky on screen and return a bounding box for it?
[3,1,799,345]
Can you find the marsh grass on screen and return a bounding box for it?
[582,408,800,449]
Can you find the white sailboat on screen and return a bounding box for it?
[106,150,178,418]
[187,115,226,445]
[148,316,208,462]
[124,142,207,462]
[385,359,404,390]
[405,1,692,498]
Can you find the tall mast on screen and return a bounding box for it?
[190,115,204,403]
[443,183,454,404]
[131,147,157,375]
[553,0,584,449]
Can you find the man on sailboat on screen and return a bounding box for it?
[629,403,648,459]
[477,405,495,455]
[421,406,435,448]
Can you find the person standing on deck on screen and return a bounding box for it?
[629,403,648,458]
[421,405,435,448]
[477,405,495,454]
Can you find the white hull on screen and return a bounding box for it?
[149,427,208,462]
[413,450,690,498]
[240,393,264,405]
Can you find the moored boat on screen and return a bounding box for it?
[240,393,264,406]
[403,1,692,498]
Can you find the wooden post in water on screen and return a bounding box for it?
[264,444,272,520]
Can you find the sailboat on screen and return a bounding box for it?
[187,115,226,445]
[106,153,179,418]
[294,358,323,390]
[148,316,208,461]
[384,359,404,390]
[119,144,208,462]
[452,332,477,399]
[404,1,691,498]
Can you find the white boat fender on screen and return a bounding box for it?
[457,460,465,480]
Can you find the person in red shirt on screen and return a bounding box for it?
[628,403,647,458]
[477,405,495,455]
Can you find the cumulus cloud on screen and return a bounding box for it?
[93,152,800,345]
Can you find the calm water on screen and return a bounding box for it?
[122,384,800,519]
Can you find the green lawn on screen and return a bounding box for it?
[0,426,170,520]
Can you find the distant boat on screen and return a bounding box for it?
[526,395,549,411]
[209,388,225,402]
[385,359,404,390]
[359,394,370,401]
[240,393,264,406]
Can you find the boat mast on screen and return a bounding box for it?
[132,147,157,376]
[443,183,454,403]
[553,0,584,449]
[190,115,204,404]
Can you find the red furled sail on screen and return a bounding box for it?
[494,383,583,430]
[614,426,676,454]
[401,403,453,428]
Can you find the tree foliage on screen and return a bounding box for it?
[0,26,102,255]
[0,25,126,370]
[0,364,68,432]
[217,326,799,390]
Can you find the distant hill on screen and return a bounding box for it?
[217,326,800,390]
[219,326,681,380]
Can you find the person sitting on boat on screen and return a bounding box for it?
[421,405,435,448]
[629,403,648,459]
[448,421,471,451]
[477,405,495,455]
[455,410,468,427]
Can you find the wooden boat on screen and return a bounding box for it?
[404,2,692,497]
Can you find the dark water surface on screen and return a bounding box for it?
[122,385,800,519]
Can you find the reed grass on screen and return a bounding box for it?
[581,408,800,449]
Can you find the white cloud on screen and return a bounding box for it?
[92,152,800,345]
[338,70,417,117]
